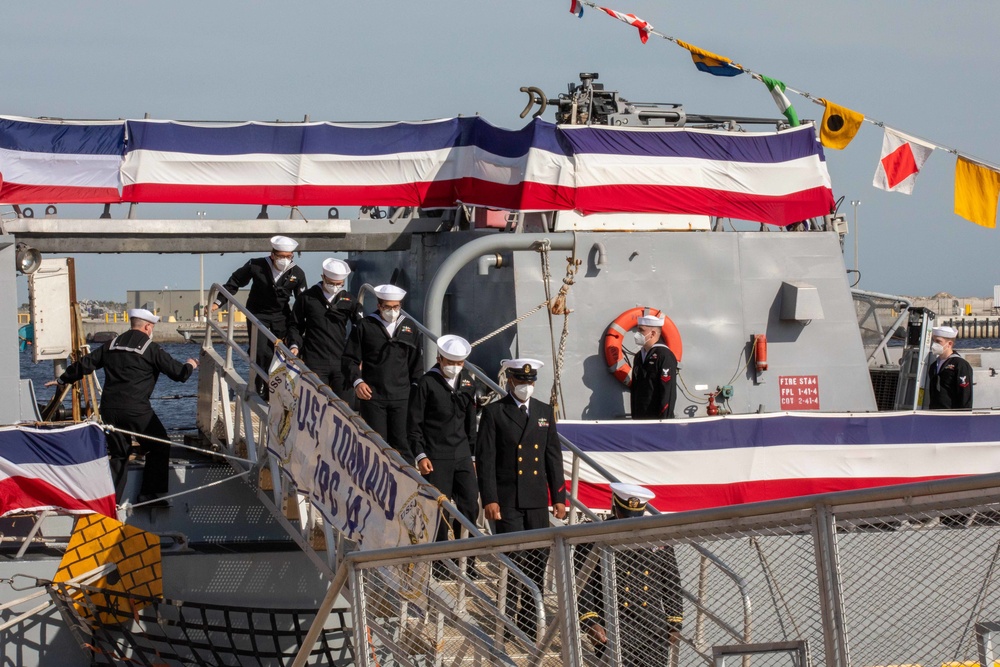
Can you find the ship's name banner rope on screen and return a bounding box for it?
[266,364,441,551]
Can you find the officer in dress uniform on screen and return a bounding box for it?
[630,314,678,420]
[343,284,423,463]
[211,235,306,398]
[287,258,361,402]
[48,309,198,506]
[477,358,567,639]
[577,483,683,667]
[927,325,974,410]
[408,335,480,553]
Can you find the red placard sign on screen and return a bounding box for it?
[779,375,820,410]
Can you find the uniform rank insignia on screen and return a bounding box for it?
[661,369,671,382]
[537,418,549,427]
[959,375,970,388]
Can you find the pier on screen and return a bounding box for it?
[77,319,247,345]
[940,316,1000,340]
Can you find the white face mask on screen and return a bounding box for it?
[322,282,343,296]
[441,364,462,379]
[512,383,534,402]
[273,257,291,271]
[380,307,399,323]
[930,342,945,358]
[633,330,648,347]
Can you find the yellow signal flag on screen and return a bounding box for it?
[818,99,864,150]
[954,156,1000,229]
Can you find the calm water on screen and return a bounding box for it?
[20,342,249,432]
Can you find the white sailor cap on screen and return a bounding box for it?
[373,284,406,300]
[932,326,958,339]
[502,358,544,381]
[610,482,655,514]
[637,314,665,327]
[322,258,351,281]
[270,235,299,252]
[437,334,472,361]
[128,308,160,324]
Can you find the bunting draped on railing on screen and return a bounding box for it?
[564,0,1000,228]
[0,422,116,518]
[0,115,834,226]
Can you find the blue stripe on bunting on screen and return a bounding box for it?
[559,412,1000,454]
[125,117,571,159]
[559,122,822,163]
[0,423,107,466]
[0,118,125,155]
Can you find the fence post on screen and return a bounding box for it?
[813,503,850,667]
[350,563,370,667]
[552,535,583,667]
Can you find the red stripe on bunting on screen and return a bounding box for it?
[0,183,121,204]
[0,475,116,518]
[573,184,835,226]
[576,475,959,513]
[122,179,580,211]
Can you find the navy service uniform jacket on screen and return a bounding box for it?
[577,530,683,665]
[477,394,566,511]
[928,352,974,410]
[342,314,423,401]
[288,285,362,390]
[59,329,194,500]
[630,343,678,420]
[217,257,306,332]
[408,366,478,462]
[61,329,193,413]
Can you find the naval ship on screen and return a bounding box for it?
[2,74,1000,666]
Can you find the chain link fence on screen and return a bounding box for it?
[336,475,1000,667]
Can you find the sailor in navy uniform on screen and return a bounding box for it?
[49,309,198,505]
[477,358,567,639]
[287,258,361,402]
[630,314,678,420]
[408,335,480,547]
[577,483,683,667]
[212,235,306,398]
[927,325,974,410]
[343,284,423,464]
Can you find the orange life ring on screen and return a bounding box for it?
[603,307,683,387]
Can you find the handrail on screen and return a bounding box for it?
[209,282,548,639]
[851,288,912,365]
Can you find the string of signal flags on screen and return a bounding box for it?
[565,0,1000,229]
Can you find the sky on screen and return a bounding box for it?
[8,0,1000,302]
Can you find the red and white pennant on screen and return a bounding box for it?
[600,7,652,43]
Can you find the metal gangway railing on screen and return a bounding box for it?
[197,284,551,649]
[851,289,912,366]
[299,470,1000,667]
